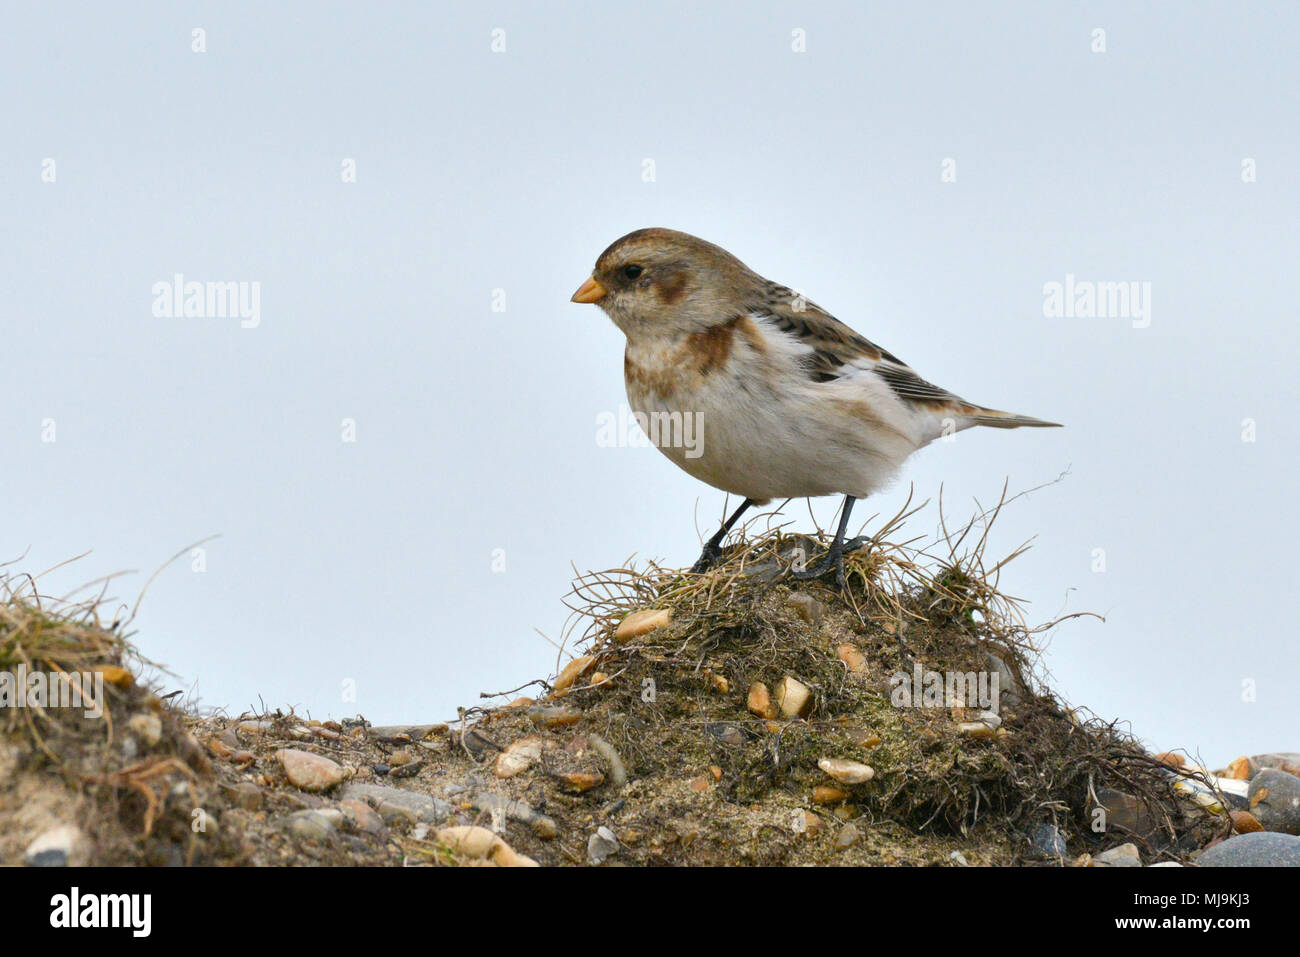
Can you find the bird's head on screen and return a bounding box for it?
[571,228,756,340]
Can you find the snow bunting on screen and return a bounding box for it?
[571,228,1060,586]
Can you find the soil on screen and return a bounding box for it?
[0,528,1228,867]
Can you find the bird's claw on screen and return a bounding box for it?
[787,536,872,592]
[690,541,724,574]
[788,554,847,590]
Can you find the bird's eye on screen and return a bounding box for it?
[623,264,643,280]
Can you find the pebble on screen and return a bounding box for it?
[1094,843,1142,867]
[179,732,211,774]
[277,749,345,792]
[833,822,860,850]
[338,798,387,836]
[796,811,824,835]
[786,593,826,625]
[127,713,163,747]
[1247,768,1300,834]
[818,758,875,785]
[232,781,264,810]
[339,783,453,825]
[705,723,748,747]
[435,824,497,858]
[369,724,448,742]
[747,682,777,720]
[1226,756,1258,780]
[983,652,1023,708]
[615,608,671,642]
[528,705,583,729]
[1092,787,1158,840]
[1197,831,1300,867]
[774,676,813,718]
[847,728,882,748]
[309,807,341,827]
[471,792,558,839]
[813,785,849,805]
[436,826,538,867]
[552,655,596,693]
[1173,776,1230,814]
[1230,810,1263,834]
[286,810,337,843]
[555,771,604,793]
[835,644,868,675]
[1213,776,1250,809]
[95,665,134,688]
[1252,753,1300,777]
[495,736,545,778]
[1030,823,1068,859]
[587,826,620,865]
[24,825,90,867]
[238,720,272,734]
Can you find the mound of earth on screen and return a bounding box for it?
[0,522,1247,867]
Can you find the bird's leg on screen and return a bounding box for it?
[789,495,864,591]
[690,498,755,573]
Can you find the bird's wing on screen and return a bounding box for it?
[752,286,1061,428]
[753,286,960,408]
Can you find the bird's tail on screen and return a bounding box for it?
[964,405,1063,429]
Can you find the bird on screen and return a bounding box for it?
[570,227,1061,588]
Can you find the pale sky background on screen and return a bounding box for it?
[3,2,1296,767]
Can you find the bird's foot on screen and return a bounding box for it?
[788,551,848,591]
[787,536,872,591]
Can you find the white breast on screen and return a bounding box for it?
[624,315,928,501]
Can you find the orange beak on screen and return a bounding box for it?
[570,276,607,304]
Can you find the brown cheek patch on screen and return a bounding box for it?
[657,272,689,305]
